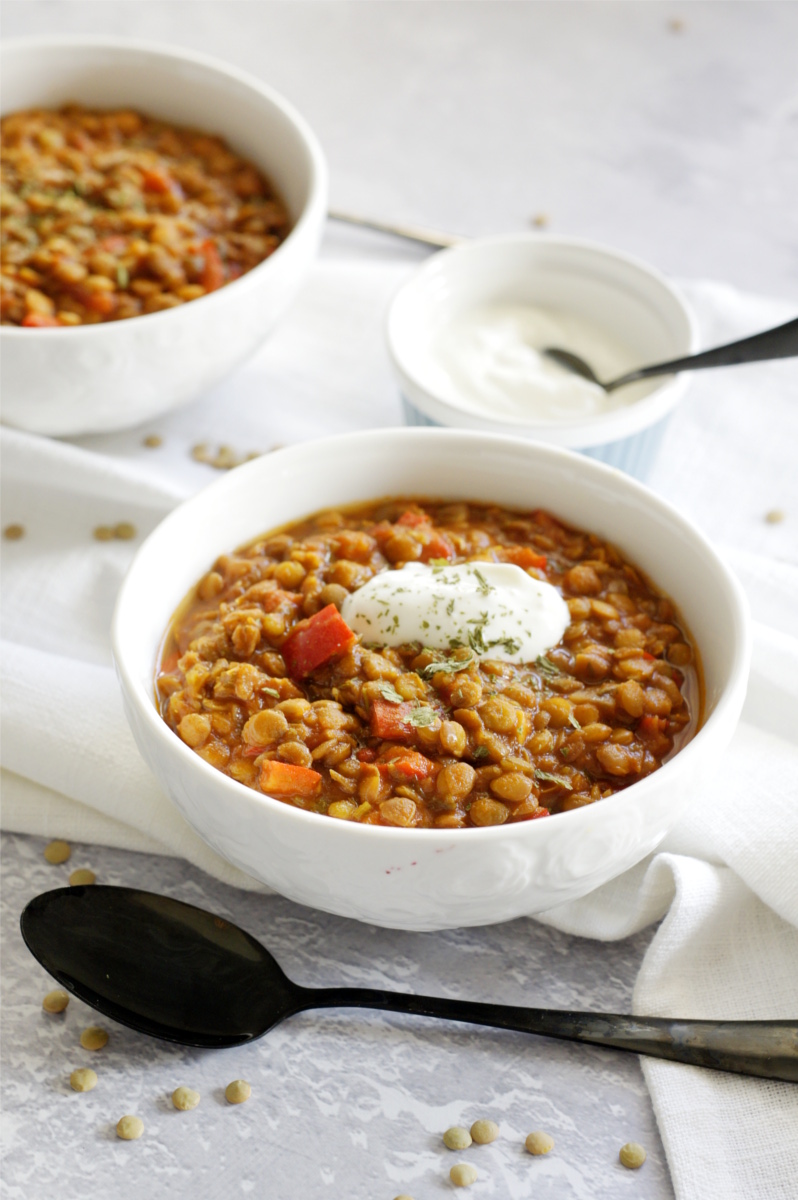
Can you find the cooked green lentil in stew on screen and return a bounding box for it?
[157,500,699,828]
[1,106,289,326]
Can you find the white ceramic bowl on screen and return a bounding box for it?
[387,235,699,480]
[0,37,327,436]
[113,428,749,931]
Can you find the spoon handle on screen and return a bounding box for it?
[608,316,798,391]
[328,209,463,249]
[307,989,798,1082]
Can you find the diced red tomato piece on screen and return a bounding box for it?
[200,239,225,293]
[22,312,60,327]
[259,759,322,797]
[141,166,177,194]
[369,698,414,742]
[501,545,548,570]
[356,747,377,763]
[70,285,117,317]
[98,235,129,254]
[281,604,356,680]
[420,532,454,562]
[396,510,430,528]
[638,715,668,736]
[641,651,656,661]
[386,751,434,781]
[530,807,550,819]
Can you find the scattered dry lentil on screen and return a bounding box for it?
[93,525,115,542]
[42,989,69,1013]
[619,1142,647,1169]
[443,1126,472,1151]
[80,1026,109,1051]
[450,1163,478,1187]
[143,434,163,449]
[3,523,25,540]
[43,839,71,864]
[668,18,685,32]
[225,1079,251,1104]
[70,1067,98,1093]
[470,1118,499,1145]
[172,1086,200,1111]
[765,509,786,525]
[531,213,549,228]
[525,1130,555,1155]
[68,868,96,886]
[116,1115,144,1141]
[191,442,260,470]
[114,522,137,540]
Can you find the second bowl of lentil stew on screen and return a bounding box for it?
[114,429,750,930]
[0,37,327,435]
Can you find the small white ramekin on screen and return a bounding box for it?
[113,428,749,931]
[386,235,698,480]
[0,37,327,436]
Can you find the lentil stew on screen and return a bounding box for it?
[157,499,700,829]
[1,105,289,326]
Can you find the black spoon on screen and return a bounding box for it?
[21,886,798,1082]
[544,315,798,392]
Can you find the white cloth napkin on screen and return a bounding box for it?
[2,262,797,1199]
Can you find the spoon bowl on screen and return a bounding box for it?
[21,885,300,1046]
[20,886,798,1080]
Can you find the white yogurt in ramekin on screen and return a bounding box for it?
[427,301,648,424]
[386,235,698,479]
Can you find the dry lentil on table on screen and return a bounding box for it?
[157,499,699,828]
[42,989,69,1014]
[1,106,288,327]
[80,1026,108,1051]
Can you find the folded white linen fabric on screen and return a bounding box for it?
[2,263,797,1198]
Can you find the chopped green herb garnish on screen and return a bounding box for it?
[420,648,476,679]
[568,712,582,731]
[473,567,492,596]
[408,705,437,728]
[116,264,129,289]
[535,655,561,679]
[262,687,280,698]
[472,746,490,760]
[378,683,405,704]
[534,769,573,790]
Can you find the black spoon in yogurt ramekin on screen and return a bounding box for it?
[21,886,798,1081]
[544,315,798,392]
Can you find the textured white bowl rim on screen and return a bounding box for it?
[0,35,328,340]
[385,233,700,448]
[113,427,751,849]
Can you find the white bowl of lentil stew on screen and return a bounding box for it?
[387,234,698,480]
[113,428,750,930]
[0,37,327,435]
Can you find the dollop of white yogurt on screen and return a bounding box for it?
[426,302,642,424]
[341,562,570,664]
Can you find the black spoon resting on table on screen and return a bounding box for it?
[21,886,798,1082]
[544,315,798,392]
